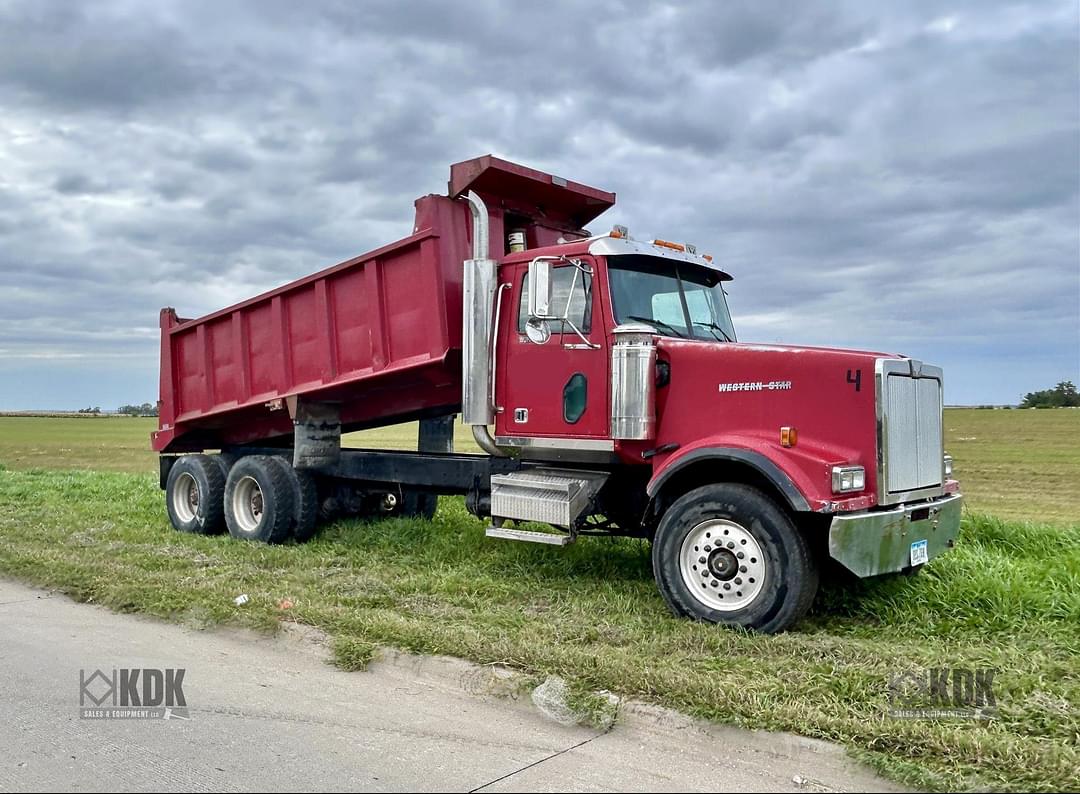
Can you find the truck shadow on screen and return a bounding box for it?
[322,511,929,626]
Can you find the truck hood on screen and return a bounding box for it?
[688,340,902,360]
[647,337,903,510]
[652,338,907,383]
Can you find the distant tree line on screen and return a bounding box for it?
[1021,381,1079,409]
[77,406,101,414]
[118,402,158,417]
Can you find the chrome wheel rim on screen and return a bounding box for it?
[232,476,264,534]
[679,519,766,611]
[171,472,199,523]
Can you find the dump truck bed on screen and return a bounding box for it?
[152,196,470,452]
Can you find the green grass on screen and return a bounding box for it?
[0,416,482,473]
[0,415,160,472]
[0,471,1076,790]
[943,408,1079,527]
[0,410,1078,791]
[3,409,1075,525]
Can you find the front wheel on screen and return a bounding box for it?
[652,483,818,634]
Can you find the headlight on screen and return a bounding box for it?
[831,465,866,493]
[944,453,953,477]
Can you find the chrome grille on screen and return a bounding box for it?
[879,361,943,501]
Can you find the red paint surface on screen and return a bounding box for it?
[494,253,612,440]
[491,242,901,511]
[640,339,900,510]
[154,201,467,453]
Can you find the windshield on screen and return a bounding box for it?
[607,255,736,342]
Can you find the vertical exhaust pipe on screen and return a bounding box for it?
[462,190,507,457]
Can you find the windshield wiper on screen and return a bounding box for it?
[626,315,685,338]
[694,321,734,343]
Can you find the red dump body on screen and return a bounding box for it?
[153,156,615,453]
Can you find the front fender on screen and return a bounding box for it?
[646,437,817,513]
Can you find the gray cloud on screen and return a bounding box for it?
[0,0,1076,409]
[0,4,202,111]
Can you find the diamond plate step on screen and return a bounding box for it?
[490,468,609,528]
[485,526,574,545]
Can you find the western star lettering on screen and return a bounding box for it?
[717,381,792,392]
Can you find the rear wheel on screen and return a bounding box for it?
[399,490,438,520]
[224,455,294,544]
[165,455,226,534]
[211,452,236,482]
[652,483,818,634]
[268,457,320,542]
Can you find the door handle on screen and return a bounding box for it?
[490,282,512,410]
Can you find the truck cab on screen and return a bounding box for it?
[480,226,962,631]
[445,155,962,632]
[493,236,736,447]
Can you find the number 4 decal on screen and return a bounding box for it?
[847,369,862,392]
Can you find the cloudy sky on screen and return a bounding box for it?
[0,0,1076,409]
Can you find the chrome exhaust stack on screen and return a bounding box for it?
[462,190,507,457]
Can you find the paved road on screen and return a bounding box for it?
[0,580,905,792]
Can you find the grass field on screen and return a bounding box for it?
[2,409,1075,526]
[0,409,1077,791]
[0,415,485,473]
[942,408,1079,527]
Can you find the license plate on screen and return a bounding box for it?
[910,539,929,566]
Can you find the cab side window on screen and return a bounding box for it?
[517,265,593,334]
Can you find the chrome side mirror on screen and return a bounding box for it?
[528,258,555,319]
[524,317,551,345]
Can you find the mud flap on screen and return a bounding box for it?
[290,399,341,470]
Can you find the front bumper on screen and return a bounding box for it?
[828,493,963,577]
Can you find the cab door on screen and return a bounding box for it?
[493,256,610,442]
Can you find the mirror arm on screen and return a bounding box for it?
[559,263,599,349]
[560,317,600,349]
[524,254,598,348]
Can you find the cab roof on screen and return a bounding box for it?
[501,234,734,281]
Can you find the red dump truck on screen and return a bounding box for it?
[154,155,962,632]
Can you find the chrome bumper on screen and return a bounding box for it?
[828,494,963,578]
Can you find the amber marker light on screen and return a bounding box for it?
[780,426,798,447]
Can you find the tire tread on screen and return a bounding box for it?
[223,455,294,544]
[268,457,320,542]
[165,454,226,534]
[652,483,818,633]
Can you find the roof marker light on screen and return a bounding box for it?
[610,225,629,239]
[652,239,686,252]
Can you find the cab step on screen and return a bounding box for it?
[490,467,609,528]
[485,526,574,545]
